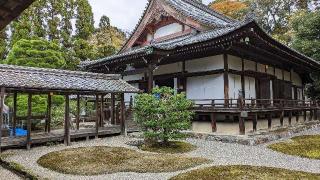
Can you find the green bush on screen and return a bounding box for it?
[134,87,194,145]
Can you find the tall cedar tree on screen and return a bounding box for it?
[75,0,95,40]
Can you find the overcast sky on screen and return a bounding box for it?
[89,0,212,31]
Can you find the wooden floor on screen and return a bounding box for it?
[1,126,121,149]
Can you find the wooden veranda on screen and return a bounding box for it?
[0,65,140,151]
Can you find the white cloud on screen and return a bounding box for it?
[89,0,212,31]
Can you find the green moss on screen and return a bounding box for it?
[37,146,209,175]
[170,165,320,180]
[139,141,196,154]
[268,135,320,159]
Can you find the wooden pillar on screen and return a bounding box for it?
[303,110,307,122]
[314,109,318,120]
[239,116,245,135]
[241,58,245,98]
[120,93,127,136]
[76,95,80,130]
[64,94,70,146]
[95,95,99,138]
[0,87,5,152]
[46,93,52,133]
[296,111,300,123]
[280,111,284,126]
[211,113,217,132]
[27,93,32,150]
[267,113,272,129]
[12,92,17,136]
[309,110,313,121]
[111,93,115,124]
[148,64,153,93]
[253,113,258,132]
[288,111,292,126]
[100,95,105,127]
[223,54,229,107]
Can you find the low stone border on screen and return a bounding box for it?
[0,155,39,180]
[186,121,320,146]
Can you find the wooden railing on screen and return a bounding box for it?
[191,99,319,110]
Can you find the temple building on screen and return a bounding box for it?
[81,0,320,134]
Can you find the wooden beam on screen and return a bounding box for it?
[27,93,32,150]
[224,54,229,107]
[76,95,80,130]
[111,93,115,124]
[46,93,52,133]
[211,113,217,132]
[12,92,17,136]
[64,94,70,146]
[95,94,99,138]
[0,87,5,152]
[148,64,154,93]
[253,113,257,132]
[120,93,127,136]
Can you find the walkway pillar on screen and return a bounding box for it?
[239,115,245,135]
[64,94,70,146]
[253,113,258,132]
[100,95,105,127]
[12,92,17,136]
[148,64,153,93]
[303,110,307,122]
[27,93,32,150]
[288,111,292,126]
[314,109,318,120]
[46,93,52,133]
[267,113,272,129]
[76,94,80,130]
[95,94,99,138]
[111,93,115,124]
[211,113,217,132]
[296,111,300,123]
[280,111,284,126]
[120,93,127,136]
[0,87,5,152]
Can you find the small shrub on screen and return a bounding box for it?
[134,87,194,145]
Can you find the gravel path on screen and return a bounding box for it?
[0,166,22,180]
[3,127,320,180]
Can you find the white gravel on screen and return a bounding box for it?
[0,166,22,180]
[3,127,320,180]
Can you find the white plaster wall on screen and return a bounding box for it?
[154,23,183,39]
[244,60,256,71]
[275,68,283,80]
[284,71,291,81]
[292,71,302,86]
[228,55,242,71]
[186,74,224,104]
[154,62,182,75]
[124,83,139,102]
[267,66,274,75]
[229,74,242,99]
[185,55,223,73]
[123,74,144,81]
[245,76,256,99]
[257,63,266,73]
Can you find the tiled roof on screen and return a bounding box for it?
[0,64,139,93]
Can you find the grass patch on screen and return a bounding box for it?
[268,135,320,159]
[37,146,209,175]
[139,141,196,154]
[170,165,320,180]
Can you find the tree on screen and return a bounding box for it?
[290,10,320,100]
[0,29,8,60]
[5,38,66,68]
[209,0,249,20]
[99,15,111,29]
[134,87,194,145]
[75,0,95,40]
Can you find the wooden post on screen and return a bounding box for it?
[224,54,229,107]
[239,115,245,135]
[64,94,70,146]
[280,111,284,126]
[76,95,80,130]
[111,93,115,124]
[241,58,245,98]
[148,64,153,93]
[253,113,258,132]
[303,110,307,122]
[288,111,292,126]
[314,109,318,120]
[12,92,17,136]
[267,113,272,129]
[296,111,300,123]
[46,93,52,133]
[309,110,313,121]
[0,87,5,152]
[120,94,127,136]
[95,94,99,138]
[100,95,105,127]
[211,113,217,132]
[27,93,32,150]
